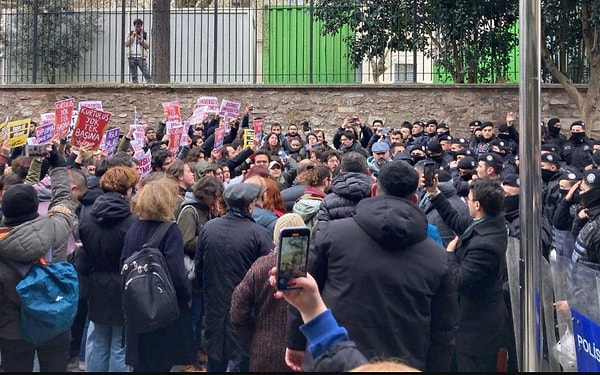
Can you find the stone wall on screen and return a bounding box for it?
[0,84,596,139]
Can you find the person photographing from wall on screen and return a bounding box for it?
[125,18,153,84]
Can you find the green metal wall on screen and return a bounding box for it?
[263,6,355,84]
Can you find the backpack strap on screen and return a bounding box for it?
[177,205,201,236]
[144,222,174,250]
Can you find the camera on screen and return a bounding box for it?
[301,120,311,133]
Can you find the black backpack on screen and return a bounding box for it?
[121,222,180,334]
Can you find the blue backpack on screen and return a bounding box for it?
[5,245,79,344]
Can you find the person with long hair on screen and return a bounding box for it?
[120,177,195,372]
[262,132,288,162]
[262,177,286,217]
[177,176,224,370]
[293,165,332,229]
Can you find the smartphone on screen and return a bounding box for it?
[276,226,310,290]
[25,144,48,158]
[423,161,435,187]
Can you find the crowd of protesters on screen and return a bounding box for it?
[0,103,599,372]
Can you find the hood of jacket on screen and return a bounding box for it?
[293,198,322,223]
[79,177,102,207]
[181,191,202,207]
[353,195,428,247]
[90,192,131,224]
[329,172,374,202]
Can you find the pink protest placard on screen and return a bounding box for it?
[138,150,153,177]
[219,99,241,122]
[162,102,182,123]
[54,98,74,138]
[196,96,220,114]
[78,101,102,111]
[130,139,144,158]
[169,125,185,158]
[214,127,225,154]
[188,106,207,125]
[253,118,264,143]
[36,123,54,144]
[70,107,112,150]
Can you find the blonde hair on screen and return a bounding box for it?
[351,359,420,372]
[273,213,305,247]
[130,177,179,221]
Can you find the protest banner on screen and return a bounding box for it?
[54,98,75,138]
[214,127,225,158]
[102,127,121,157]
[169,124,185,158]
[130,139,145,158]
[196,96,220,114]
[0,118,8,144]
[253,118,264,143]
[243,128,255,149]
[40,112,55,125]
[188,106,207,125]
[36,122,54,144]
[70,107,112,150]
[219,99,241,122]
[7,118,31,148]
[130,125,146,141]
[162,102,182,123]
[137,150,153,177]
[181,121,190,146]
[78,100,103,111]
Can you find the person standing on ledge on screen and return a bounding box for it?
[125,18,153,84]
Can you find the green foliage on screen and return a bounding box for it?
[540,0,600,84]
[313,0,518,83]
[1,0,100,83]
[314,0,415,69]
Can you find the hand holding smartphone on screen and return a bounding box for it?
[276,226,310,290]
[423,161,435,188]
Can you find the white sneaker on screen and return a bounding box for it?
[78,361,85,371]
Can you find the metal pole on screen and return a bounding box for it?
[212,0,218,84]
[309,0,314,84]
[412,0,417,83]
[519,0,542,371]
[120,0,126,83]
[32,0,38,83]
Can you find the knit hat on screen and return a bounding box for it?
[426,141,443,154]
[479,152,503,169]
[571,120,585,130]
[273,213,305,247]
[583,170,600,189]
[194,160,215,181]
[2,184,40,227]
[457,156,477,170]
[498,123,510,133]
[502,174,520,188]
[559,169,582,182]
[540,152,561,166]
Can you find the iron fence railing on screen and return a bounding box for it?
[0,0,547,85]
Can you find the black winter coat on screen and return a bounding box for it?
[429,193,510,358]
[317,172,373,221]
[287,195,458,371]
[197,210,273,361]
[77,191,135,325]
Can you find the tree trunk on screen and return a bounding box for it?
[152,0,170,84]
